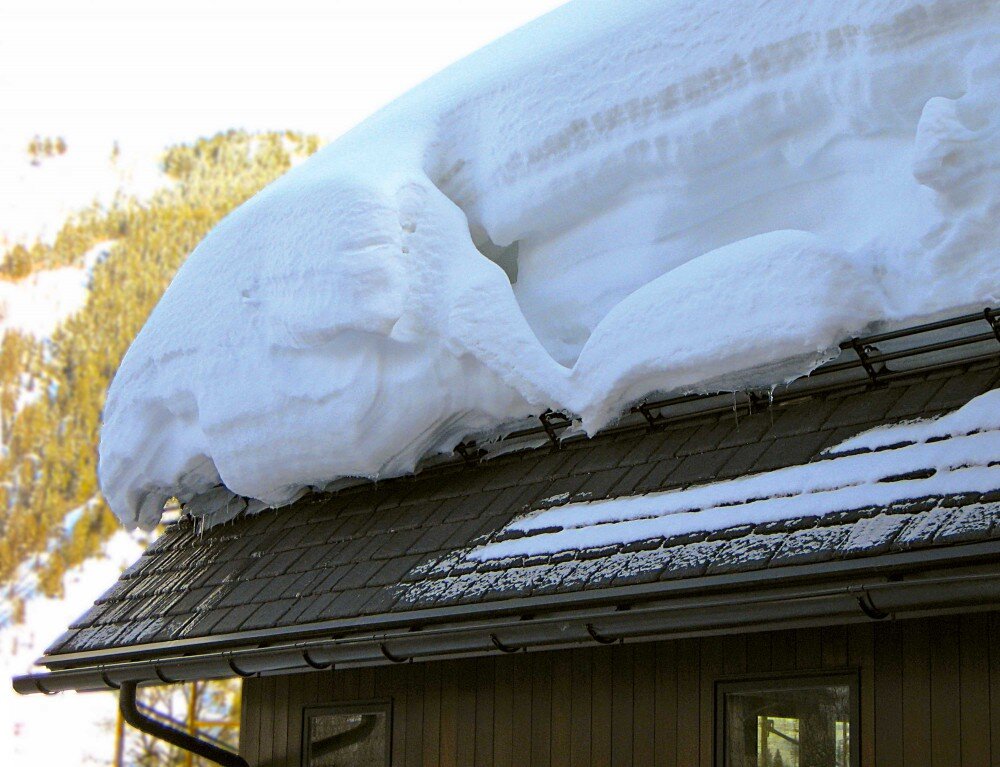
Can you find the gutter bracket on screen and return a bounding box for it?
[856,590,890,621]
[634,403,664,430]
[302,648,332,670]
[586,623,621,645]
[119,680,249,767]
[154,665,176,684]
[490,632,524,654]
[226,654,256,678]
[101,666,121,689]
[538,410,571,448]
[850,338,886,388]
[379,642,411,664]
[985,308,1000,345]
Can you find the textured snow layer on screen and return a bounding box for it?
[100,0,1000,528]
[828,388,1000,454]
[471,389,1000,560]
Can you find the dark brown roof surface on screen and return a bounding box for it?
[48,362,1000,659]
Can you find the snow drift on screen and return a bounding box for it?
[100,0,1000,528]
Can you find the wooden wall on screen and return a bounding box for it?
[239,613,1000,767]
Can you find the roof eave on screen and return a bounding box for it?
[15,540,1000,695]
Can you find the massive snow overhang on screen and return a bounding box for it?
[99,0,1000,527]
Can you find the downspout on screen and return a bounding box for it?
[118,680,249,767]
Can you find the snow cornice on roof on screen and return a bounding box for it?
[181,306,1000,526]
[98,0,1000,530]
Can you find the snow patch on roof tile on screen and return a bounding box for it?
[469,391,1000,560]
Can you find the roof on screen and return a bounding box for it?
[12,310,1000,694]
[43,359,999,663]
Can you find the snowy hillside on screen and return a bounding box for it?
[1,129,323,593]
[0,241,114,340]
[0,241,116,451]
[98,0,1000,529]
[1,130,320,767]
[0,137,165,251]
[0,147,149,766]
[0,531,144,767]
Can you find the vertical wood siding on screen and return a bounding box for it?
[240,614,999,767]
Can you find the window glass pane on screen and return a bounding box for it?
[306,705,388,767]
[724,681,852,767]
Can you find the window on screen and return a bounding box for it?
[717,673,858,767]
[303,702,390,767]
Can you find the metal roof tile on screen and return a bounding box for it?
[607,549,672,587]
[706,534,781,575]
[924,368,1000,412]
[660,539,726,579]
[631,457,686,494]
[750,431,830,473]
[669,447,740,487]
[570,437,643,473]
[575,466,635,500]
[764,398,840,438]
[892,506,955,551]
[674,419,731,457]
[770,526,851,566]
[716,411,773,448]
[403,522,460,555]
[933,502,999,545]
[359,584,407,615]
[190,603,258,637]
[714,440,772,479]
[616,431,674,466]
[821,387,906,429]
[839,513,910,557]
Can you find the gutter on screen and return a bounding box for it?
[35,538,1000,670]
[14,565,1000,696]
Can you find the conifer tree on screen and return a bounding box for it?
[1,130,321,592]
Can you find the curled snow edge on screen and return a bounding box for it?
[100,0,1000,529]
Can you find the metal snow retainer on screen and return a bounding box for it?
[457,307,1000,454]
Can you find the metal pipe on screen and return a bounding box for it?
[836,307,996,348]
[497,309,999,445]
[632,309,999,418]
[118,680,248,767]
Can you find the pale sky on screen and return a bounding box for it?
[0,0,566,153]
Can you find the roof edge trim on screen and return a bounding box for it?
[15,554,1000,695]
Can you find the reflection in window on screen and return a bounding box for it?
[304,703,390,767]
[720,676,855,767]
